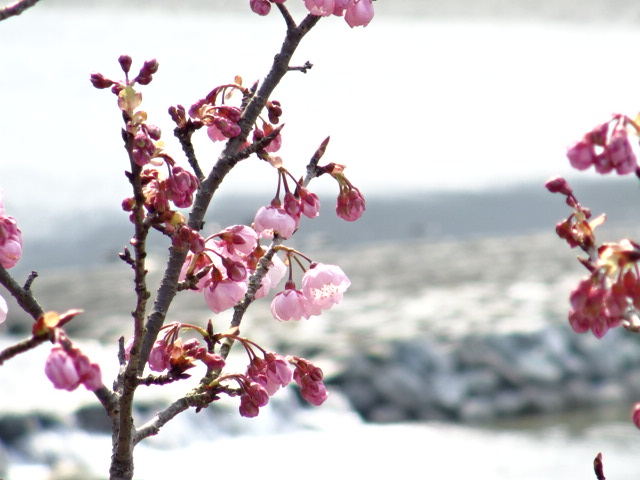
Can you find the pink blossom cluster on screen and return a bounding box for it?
[270,263,351,321]
[182,224,289,313]
[249,0,375,28]
[0,192,23,324]
[328,165,366,221]
[45,343,103,392]
[237,352,326,417]
[566,115,639,176]
[546,176,640,338]
[126,324,226,376]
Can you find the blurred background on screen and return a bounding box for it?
[2,0,640,478]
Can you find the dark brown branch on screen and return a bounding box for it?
[0,331,51,365]
[174,121,204,182]
[0,0,42,21]
[0,266,44,320]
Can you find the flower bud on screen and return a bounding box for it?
[118,54,133,74]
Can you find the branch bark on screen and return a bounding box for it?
[0,0,42,21]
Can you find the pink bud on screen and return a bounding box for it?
[336,186,365,222]
[250,0,271,15]
[344,0,374,27]
[566,140,596,171]
[45,346,81,391]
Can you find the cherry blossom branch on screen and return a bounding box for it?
[173,120,204,182]
[0,0,41,21]
[0,266,44,320]
[137,11,321,378]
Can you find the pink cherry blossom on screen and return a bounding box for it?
[344,0,374,27]
[299,188,320,218]
[254,204,297,239]
[332,0,353,16]
[566,140,595,171]
[148,339,172,372]
[271,287,312,321]
[45,346,81,391]
[304,0,334,16]
[293,360,328,406]
[606,126,637,175]
[44,346,103,391]
[215,225,258,258]
[166,165,199,208]
[204,279,247,313]
[207,124,227,142]
[302,263,351,311]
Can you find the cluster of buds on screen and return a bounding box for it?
[566,114,639,176]
[253,174,320,240]
[0,192,22,324]
[181,224,277,313]
[250,0,375,28]
[221,337,327,417]
[320,163,366,221]
[546,176,640,338]
[129,323,225,377]
[187,80,284,157]
[37,311,103,392]
[91,55,161,168]
[122,163,199,214]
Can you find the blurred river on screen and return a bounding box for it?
[3,1,640,479]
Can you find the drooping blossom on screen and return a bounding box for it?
[271,283,313,321]
[566,116,639,176]
[148,339,172,372]
[336,185,366,221]
[45,345,103,392]
[246,353,293,396]
[214,225,259,258]
[292,357,328,406]
[302,263,351,311]
[344,0,374,27]
[239,380,270,418]
[299,188,320,218]
[254,204,297,239]
[204,278,247,313]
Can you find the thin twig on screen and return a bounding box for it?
[0,0,42,21]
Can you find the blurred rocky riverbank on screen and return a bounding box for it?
[3,181,640,476]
